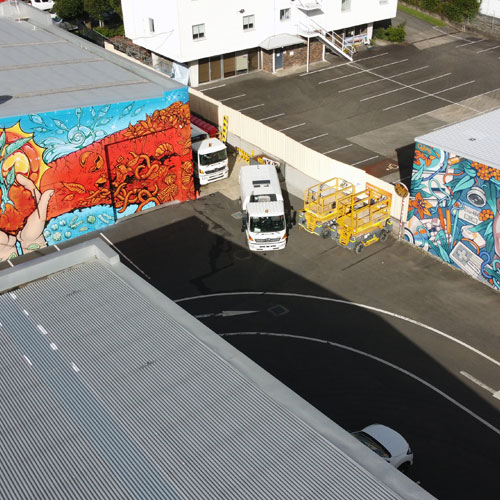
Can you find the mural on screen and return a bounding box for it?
[406,142,500,291]
[0,89,195,261]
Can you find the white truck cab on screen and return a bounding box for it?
[191,124,228,185]
[240,161,287,251]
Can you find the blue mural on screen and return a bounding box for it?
[407,142,500,290]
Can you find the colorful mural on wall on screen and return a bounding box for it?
[0,88,195,261]
[406,142,500,291]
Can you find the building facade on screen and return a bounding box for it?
[406,109,500,292]
[121,0,398,86]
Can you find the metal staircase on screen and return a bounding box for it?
[298,17,355,61]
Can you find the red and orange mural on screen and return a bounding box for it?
[0,91,194,261]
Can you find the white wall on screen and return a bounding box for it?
[480,0,500,17]
[122,0,398,63]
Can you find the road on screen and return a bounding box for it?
[104,191,500,500]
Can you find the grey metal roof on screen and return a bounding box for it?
[0,240,434,500]
[0,6,182,119]
[415,108,500,170]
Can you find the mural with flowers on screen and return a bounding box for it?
[406,142,500,291]
[0,88,195,261]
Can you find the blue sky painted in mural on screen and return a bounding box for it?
[0,88,189,164]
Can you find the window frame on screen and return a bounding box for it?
[243,14,255,31]
[341,0,351,12]
[280,8,291,21]
[192,23,206,40]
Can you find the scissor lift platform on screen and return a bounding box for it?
[298,179,393,252]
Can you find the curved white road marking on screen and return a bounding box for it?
[176,291,500,368]
[223,331,500,436]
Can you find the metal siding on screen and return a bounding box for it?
[415,108,500,170]
[0,262,407,500]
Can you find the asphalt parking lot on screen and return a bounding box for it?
[198,14,500,183]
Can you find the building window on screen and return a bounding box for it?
[243,15,255,30]
[192,23,205,40]
[280,8,291,21]
[341,0,351,11]
[148,18,155,33]
[379,0,389,4]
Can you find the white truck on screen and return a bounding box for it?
[239,161,288,251]
[190,123,228,185]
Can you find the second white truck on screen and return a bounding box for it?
[190,123,228,185]
[239,161,288,251]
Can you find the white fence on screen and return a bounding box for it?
[189,88,409,223]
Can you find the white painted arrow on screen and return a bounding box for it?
[195,310,258,319]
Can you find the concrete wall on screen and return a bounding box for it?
[407,142,500,291]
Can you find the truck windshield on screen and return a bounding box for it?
[250,215,285,233]
[200,149,227,166]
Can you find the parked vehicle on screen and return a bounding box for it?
[28,0,54,11]
[351,424,413,472]
[239,160,288,251]
[190,116,228,185]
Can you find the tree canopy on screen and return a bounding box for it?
[53,0,84,21]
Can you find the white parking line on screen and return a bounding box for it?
[279,122,306,132]
[299,52,389,76]
[456,38,486,48]
[339,66,429,93]
[323,144,353,154]
[361,72,452,102]
[460,371,500,400]
[477,45,500,53]
[433,26,467,40]
[300,133,328,143]
[201,84,226,91]
[259,112,285,122]
[219,94,246,102]
[319,59,408,85]
[237,103,264,112]
[383,80,475,111]
[352,155,378,166]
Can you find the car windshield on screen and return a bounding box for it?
[199,149,227,166]
[352,431,390,458]
[250,215,285,233]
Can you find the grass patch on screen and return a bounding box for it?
[398,4,446,26]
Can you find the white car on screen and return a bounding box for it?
[352,424,413,472]
[28,0,55,12]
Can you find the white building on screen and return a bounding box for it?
[122,0,398,86]
[480,0,500,17]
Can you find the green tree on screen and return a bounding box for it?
[83,0,111,27]
[53,0,84,20]
[108,0,122,19]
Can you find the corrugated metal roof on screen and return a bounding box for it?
[0,241,434,500]
[0,13,182,118]
[415,108,500,170]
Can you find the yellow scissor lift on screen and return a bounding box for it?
[297,177,355,238]
[298,179,393,253]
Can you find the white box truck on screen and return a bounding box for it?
[191,123,228,185]
[239,161,288,251]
